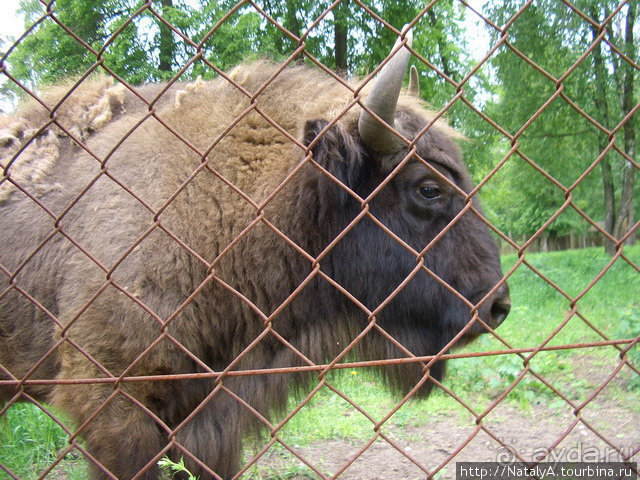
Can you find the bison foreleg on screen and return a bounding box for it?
[53,378,166,479]
[174,390,245,480]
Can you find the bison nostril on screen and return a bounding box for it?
[490,298,511,327]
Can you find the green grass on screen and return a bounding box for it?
[0,403,87,480]
[438,245,640,415]
[2,245,639,479]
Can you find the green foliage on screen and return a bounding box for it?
[0,404,63,470]
[242,457,317,480]
[475,0,638,239]
[446,244,640,411]
[3,1,476,100]
[10,0,154,86]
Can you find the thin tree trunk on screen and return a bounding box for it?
[158,0,175,73]
[285,2,304,64]
[600,156,616,254]
[427,9,454,79]
[590,6,616,255]
[334,0,349,77]
[615,0,636,245]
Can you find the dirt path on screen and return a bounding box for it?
[39,355,640,480]
[251,358,639,479]
[253,401,638,479]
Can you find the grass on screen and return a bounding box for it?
[1,245,639,479]
[0,403,87,480]
[440,245,640,414]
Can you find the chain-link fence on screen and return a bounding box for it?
[1,1,638,479]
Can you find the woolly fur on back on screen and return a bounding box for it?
[0,61,454,204]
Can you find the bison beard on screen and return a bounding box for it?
[0,33,510,480]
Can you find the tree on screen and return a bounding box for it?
[3,1,476,99]
[4,0,166,94]
[616,0,637,246]
[588,1,638,253]
[158,0,176,73]
[480,0,638,253]
[334,0,349,75]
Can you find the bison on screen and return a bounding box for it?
[0,30,510,479]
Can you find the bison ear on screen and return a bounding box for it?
[303,119,364,205]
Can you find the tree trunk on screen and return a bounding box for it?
[285,2,304,64]
[615,0,636,245]
[600,159,616,253]
[158,0,175,73]
[427,9,454,79]
[590,6,616,255]
[334,0,349,77]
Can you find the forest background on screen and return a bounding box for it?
[0,0,637,255]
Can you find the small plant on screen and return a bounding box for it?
[158,456,199,480]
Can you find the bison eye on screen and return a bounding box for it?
[419,186,441,200]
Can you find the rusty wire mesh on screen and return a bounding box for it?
[0,0,639,479]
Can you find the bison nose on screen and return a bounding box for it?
[488,286,511,328]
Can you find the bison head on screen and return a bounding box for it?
[298,29,510,391]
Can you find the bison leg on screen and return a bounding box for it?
[175,393,245,480]
[54,381,166,480]
[0,292,59,403]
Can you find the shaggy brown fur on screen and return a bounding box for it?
[0,61,509,479]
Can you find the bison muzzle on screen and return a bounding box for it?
[0,30,510,479]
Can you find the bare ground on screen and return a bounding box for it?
[249,356,640,479]
[40,355,640,480]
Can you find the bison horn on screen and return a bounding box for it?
[408,65,420,97]
[358,26,413,154]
